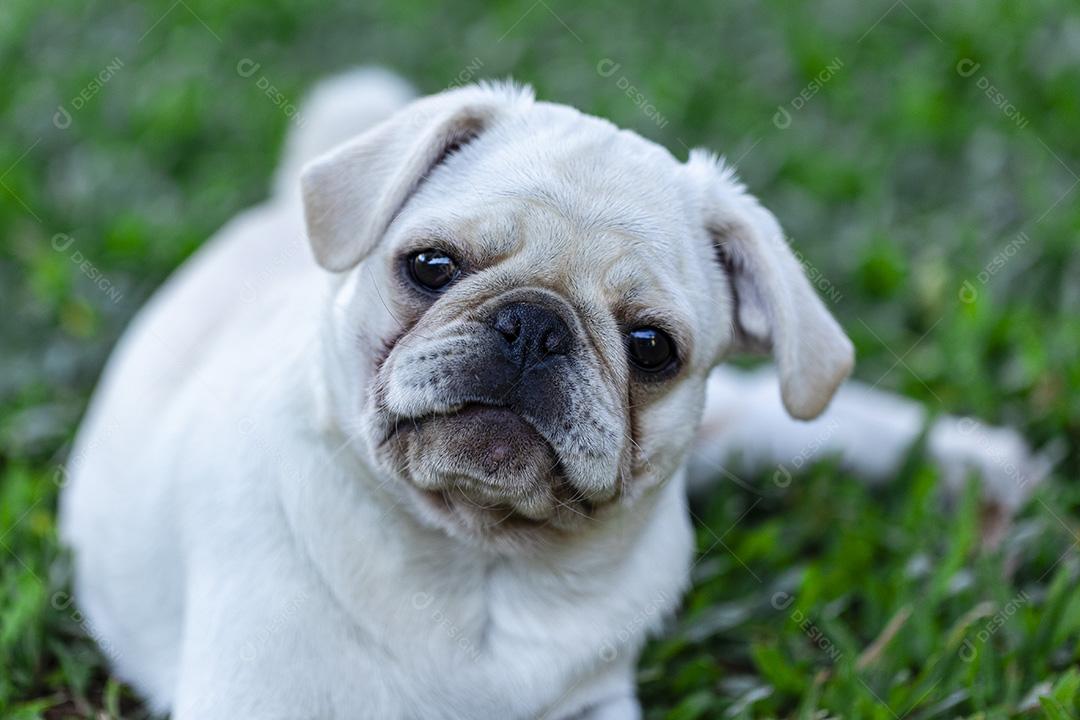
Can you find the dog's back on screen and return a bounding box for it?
[57,69,415,708]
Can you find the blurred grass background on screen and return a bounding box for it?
[1,0,1079,717]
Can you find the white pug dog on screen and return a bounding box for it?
[60,69,1046,719]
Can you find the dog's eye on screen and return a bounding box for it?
[409,250,459,291]
[626,327,676,372]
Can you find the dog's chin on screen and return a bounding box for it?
[381,405,595,547]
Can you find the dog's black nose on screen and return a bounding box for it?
[491,302,572,368]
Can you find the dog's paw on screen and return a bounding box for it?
[928,416,1052,512]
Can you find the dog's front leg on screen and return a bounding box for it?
[167,556,388,720]
[543,655,642,720]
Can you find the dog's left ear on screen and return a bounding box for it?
[300,85,528,272]
[688,150,854,420]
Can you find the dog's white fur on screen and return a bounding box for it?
[60,70,1045,719]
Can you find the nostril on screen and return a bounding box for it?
[541,328,568,356]
[493,311,521,344]
[489,301,573,363]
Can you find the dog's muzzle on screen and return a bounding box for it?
[377,292,623,532]
[490,301,573,370]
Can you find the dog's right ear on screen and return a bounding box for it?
[300,85,528,272]
[687,150,854,420]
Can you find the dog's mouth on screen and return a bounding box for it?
[380,404,595,536]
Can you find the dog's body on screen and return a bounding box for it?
[60,71,1043,719]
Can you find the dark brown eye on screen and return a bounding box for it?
[409,250,459,291]
[626,327,675,372]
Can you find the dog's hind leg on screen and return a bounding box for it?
[687,365,1050,516]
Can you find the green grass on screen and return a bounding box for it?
[2,0,1079,717]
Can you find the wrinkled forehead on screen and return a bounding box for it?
[399,104,713,319]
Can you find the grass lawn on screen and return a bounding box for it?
[2,0,1079,717]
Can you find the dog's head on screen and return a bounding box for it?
[300,83,853,550]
